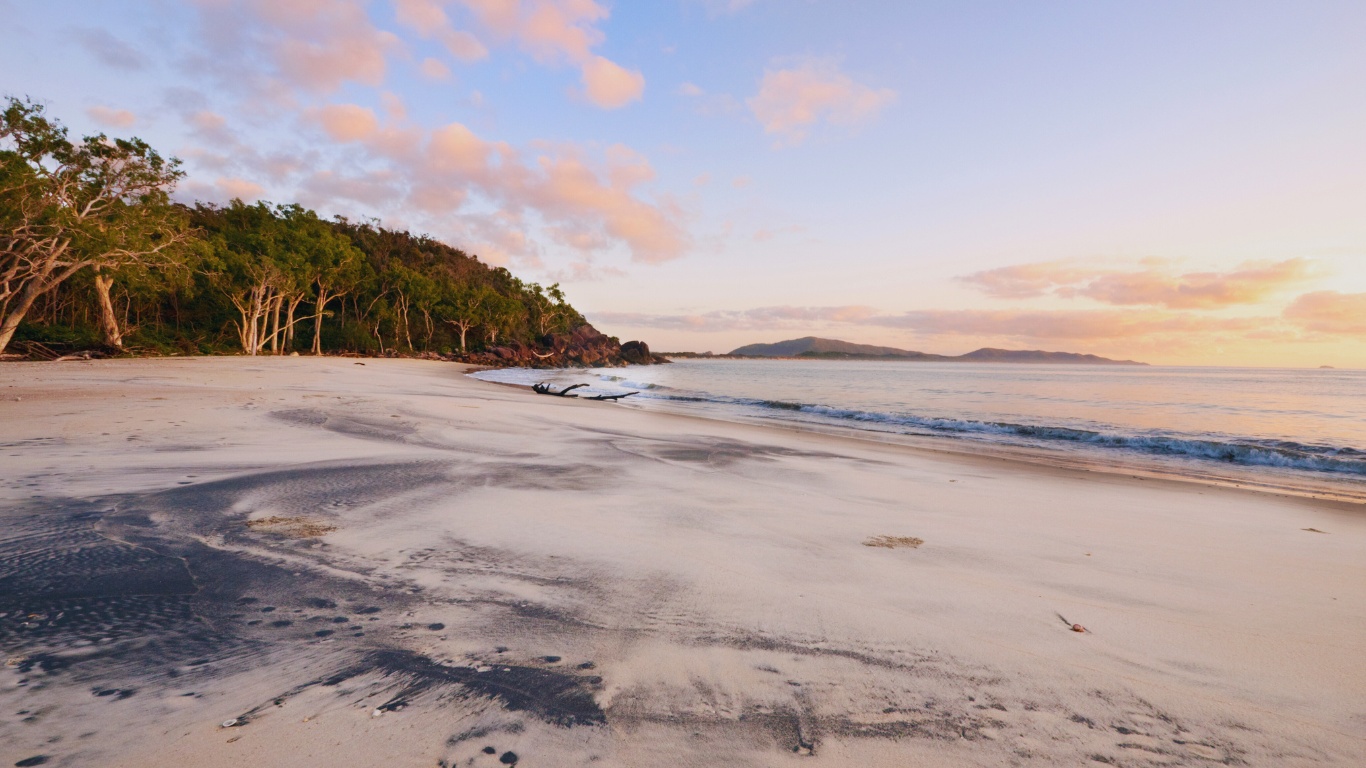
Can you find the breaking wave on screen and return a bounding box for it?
[469,365,1366,477]
[658,395,1366,476]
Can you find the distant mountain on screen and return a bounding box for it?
[956,348,1147,365]
[729,337,941,359]
[725,337,1146,365]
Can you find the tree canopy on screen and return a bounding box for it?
[3,98,600,360]
[1,96,191,352]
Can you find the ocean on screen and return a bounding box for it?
[470,360,1366,501]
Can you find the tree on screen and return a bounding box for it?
[0,97,191,353]
[525,282,572,336]
[90,249,197,348]
[305,218,363,355]
[480,290,524,346]
[441,283,490,353]
[202,201,288,355]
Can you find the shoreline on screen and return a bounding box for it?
[471,366,1366,507]
[2,357,1363,767]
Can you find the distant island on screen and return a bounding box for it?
[669,336,1147,365]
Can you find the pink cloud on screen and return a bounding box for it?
[580,55,645,109]
[1283,291,1366,335]
[956,260,1105,299]
[315,103,380,142]
[960,258,1316,308]
[270,2,400,92]
[186,110,233,143]
[190,0,401,94]
[748,58,895,146]
[191,0,636,108]
[394,0,450,30]
[594,305,880,332]
[461,0,608,64]
[455,1,642,109]
[174,1,666,266]
[299,169,402,207]
[86,105,137,128]
[295,111,687,263]
[420,56,454,80]
[869,309,1264,340]
[595,305,1276,344]
[394,0,489,61]
[380,91,407,121]
[216,177,268,201]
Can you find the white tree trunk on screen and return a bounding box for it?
[93,269,123,348]
[312,288,330,355]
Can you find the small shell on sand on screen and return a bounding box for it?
[1071,624,1087,633]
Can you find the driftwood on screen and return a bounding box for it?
[54,350,104,362]
[532,382,638,402]
[15,341,62,360]
[533,382,589,397]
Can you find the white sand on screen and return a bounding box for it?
[1,357,1362,767]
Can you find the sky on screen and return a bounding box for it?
[2,0,1365,366]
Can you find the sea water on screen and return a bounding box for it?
[470,360,1366,499]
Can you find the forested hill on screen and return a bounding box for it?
[13,200,662,367]
[1,97,662,367]
[728,337,1146,365]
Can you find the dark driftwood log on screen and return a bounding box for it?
[531,382,637,401]
[533,382,589,397]
[588,392,638,401]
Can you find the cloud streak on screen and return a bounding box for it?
[1283,291,1366,335]
[304,104,688,264]
[396,0,645,109]
[77,28,148,70]
[598,295,1366,346]
[960,258,1316,308]
[579,55,645,109]
[748,58,895,146]
[86,105,137,128]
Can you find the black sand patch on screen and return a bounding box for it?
[0,471,609,764]
[271,408,417,444]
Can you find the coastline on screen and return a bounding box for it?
[477,361,1366,506]
[625,398,1366,506]
[2,357,1363,767]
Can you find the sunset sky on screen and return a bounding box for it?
[3,1,1365,366]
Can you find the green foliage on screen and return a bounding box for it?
[1,96,193,352]
[17,198,589,355]
[5,97,589,357]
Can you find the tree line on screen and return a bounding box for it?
[1,97,586,358]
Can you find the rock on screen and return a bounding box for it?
[619,340,651,364]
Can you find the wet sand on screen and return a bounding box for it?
[1,357,1363,767]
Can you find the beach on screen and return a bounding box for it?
[1,357,1363,767]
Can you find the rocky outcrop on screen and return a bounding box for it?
[618,340,656,365]
[456,324,669,368]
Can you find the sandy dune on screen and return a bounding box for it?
[1,357,1363,767]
